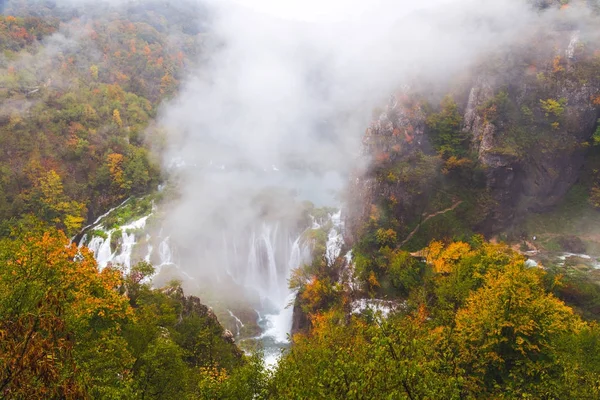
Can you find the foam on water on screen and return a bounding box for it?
[85,214,150,272]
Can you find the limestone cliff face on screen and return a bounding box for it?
[346,26,600,245]
[345,95,434,245]
[464,30,599,231]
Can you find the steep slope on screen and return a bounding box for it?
[0,4,203,236]
[346,12,600,251]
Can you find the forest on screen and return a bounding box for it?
[2,0,600,399]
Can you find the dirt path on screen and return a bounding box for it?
[399,200,463,248]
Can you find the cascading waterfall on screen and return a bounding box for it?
[228,310,245,336]
[144,235,153,263]
[325,210,344,267]
[158,236,173,266]
[83,214,151,272]
[82,198,343,365]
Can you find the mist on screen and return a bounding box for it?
[5,0,596,301]
[156,0,584,290]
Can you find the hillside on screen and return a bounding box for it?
[0,2,205,235]
[2,0,600,399]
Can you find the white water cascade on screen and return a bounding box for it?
[85,215,151,272]
[82,199,343,365]
[228,310,245,336]
[325,210,344,267]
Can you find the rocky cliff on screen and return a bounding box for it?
[346,10,600,249]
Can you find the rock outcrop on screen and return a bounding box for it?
[346,19,600,245]
[345,94,434,245]
[162,286,244,358]
[464,30,599,231]
[291,291,311,336]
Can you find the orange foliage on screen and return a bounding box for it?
[68,122,85,136]
[301,277,330,312]
[160,73,176,95]
[66,135,79,149]
[107,84,125,102]
[553,56,565,74]
[414,303,429,325]
[369,205,381,222]
[375,152,390,163]
[0,231,132,397]
[115,72,129,83]
[368,271,380,289]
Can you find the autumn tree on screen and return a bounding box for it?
[454,261,589,396]
[23,170,87,236]
[271,309,462,399]
[0,227,134,398]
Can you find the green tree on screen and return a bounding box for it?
[426,96,467,157]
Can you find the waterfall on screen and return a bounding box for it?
[87,231,113,269]
[228,310,245,336]
[82,198,342,362]
[158,236,173,266]
[325,210,344,267]
[145,234,153,263]
[83,214,150,272]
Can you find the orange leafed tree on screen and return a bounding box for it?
[0,228,134,398]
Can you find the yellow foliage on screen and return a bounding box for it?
[106,153,129,190]
[199,366,229,383]
[64,214,85,233]
[302,277,330,313]
[83,104,97,121]
[375,228,397,247]
[8,113,22,128]
[442,156,473,174]
[427,241,473,274]
[112,109,123,127]
[368,271,380,289]
[89,65,99,80]
[454,262,581,378]
[553,56,565,74]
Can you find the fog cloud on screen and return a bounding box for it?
[9,0,596,297]
[158,0,587,287]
